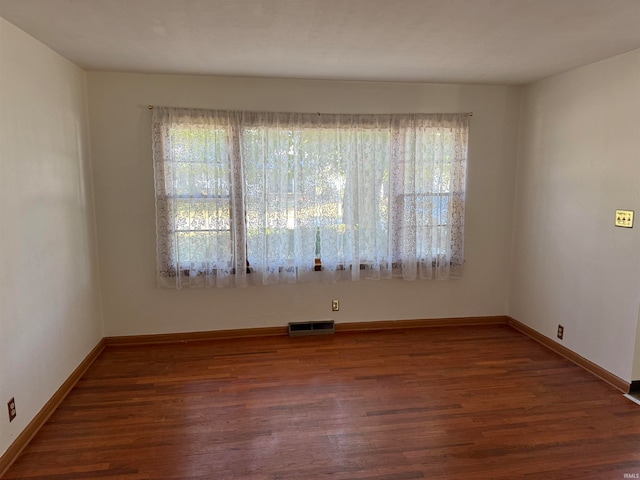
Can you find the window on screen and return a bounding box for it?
[152,109,468,288]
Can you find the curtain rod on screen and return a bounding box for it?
[147,105,473,116]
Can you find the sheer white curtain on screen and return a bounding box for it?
[152,108,468,288]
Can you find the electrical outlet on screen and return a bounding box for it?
[332,299,340,311]
[557,325,564,340]
[8,397,16,422]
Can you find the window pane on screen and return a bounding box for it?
[163,124,233,270]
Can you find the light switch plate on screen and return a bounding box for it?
[615,210,634,228]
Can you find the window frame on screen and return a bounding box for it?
[152,109,468,287]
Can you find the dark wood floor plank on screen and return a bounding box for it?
[3,325,640,479]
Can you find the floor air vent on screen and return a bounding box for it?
[288,320,335,337]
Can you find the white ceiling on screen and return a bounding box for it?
[1,0,639,85]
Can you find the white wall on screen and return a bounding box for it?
[510,49,640,382]
[86,73,521,336]
[0,18,103,457]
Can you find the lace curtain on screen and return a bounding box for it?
[152,108,468,288]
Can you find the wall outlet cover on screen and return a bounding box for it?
[8,397,16,422]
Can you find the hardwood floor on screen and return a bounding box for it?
[4,325,640,479]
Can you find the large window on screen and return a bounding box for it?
[152,108,468,288]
